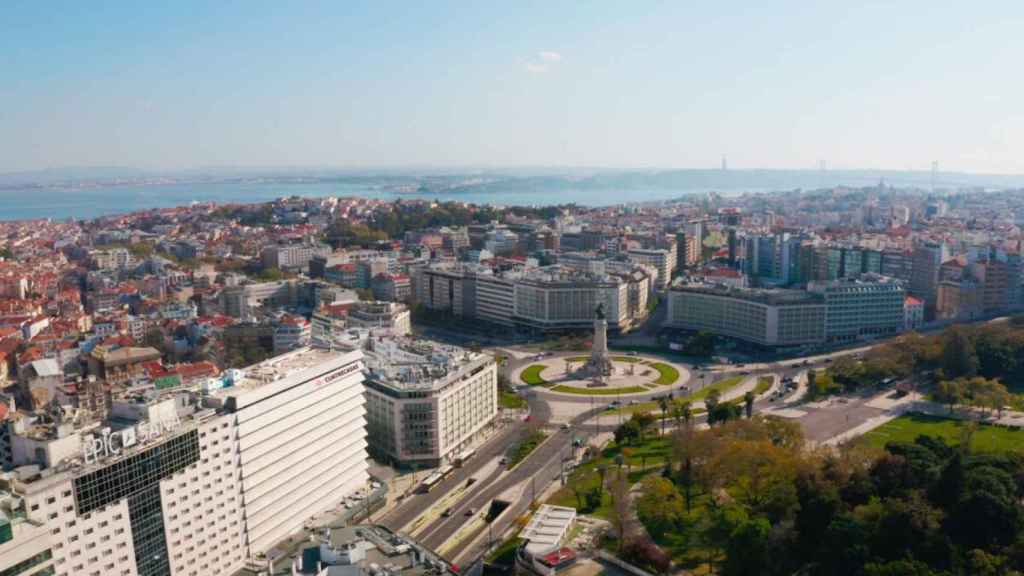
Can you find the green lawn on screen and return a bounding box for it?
[649,362,680,385]
[753,376,774,396]
[547,436,671,519]
[499,390,527,410]
[551,385,647,396]
[508,430,548,469]
[520,364,548,386]
[862,413,1024,453]
[606,400,659,415]
[687,375,745,403]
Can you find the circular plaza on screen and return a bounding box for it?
[517,353,690,398]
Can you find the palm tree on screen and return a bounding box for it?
[657,396,669,436]
[596,464,609,497]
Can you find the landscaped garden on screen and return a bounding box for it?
[546,435,672,519]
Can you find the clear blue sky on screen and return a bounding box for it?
[2,1,1022,174]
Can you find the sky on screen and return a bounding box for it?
[2,1,1023,174]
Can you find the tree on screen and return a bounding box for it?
[609,471,634,550]
[942,326,979,379]
[709,402,741,426]
[684,331,716,357]
[934,380,965,414]
[621,538,671,574]
[614,419,641,446]
[658,396,670,436]
[705,388,722,419]
[806,369,818,398]
[636,476,685,538]
[722,515,772,576]
[673,425,718,512]
[744,391,755,419]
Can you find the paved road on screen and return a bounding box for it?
[378,419,524,532]
[417,408,606,562]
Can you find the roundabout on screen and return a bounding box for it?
[516,354,690,397]
[512,303,690,402]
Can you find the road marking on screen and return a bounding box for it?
[407,484,469,536]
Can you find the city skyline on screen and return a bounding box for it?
[3,2,1024,174]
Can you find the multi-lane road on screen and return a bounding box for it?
[379,407,608,566]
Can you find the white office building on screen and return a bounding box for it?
[361,338,497,467]
[808,274,906,342]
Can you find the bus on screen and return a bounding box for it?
[453,448,476,467]
[417,472,444,494]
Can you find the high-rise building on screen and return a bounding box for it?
[910,241,949,319]
[726,228,738,267]
[675,230,688,273]
[685,220,706,265]
[0,346,368,576]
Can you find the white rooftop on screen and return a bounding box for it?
[520,504,576,555]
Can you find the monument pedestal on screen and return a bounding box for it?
[581,317,613,381]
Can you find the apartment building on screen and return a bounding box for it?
[260,243,331,272]
[626,248,672,289]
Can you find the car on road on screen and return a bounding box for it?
[441,508,452,517]
[627,351,639,356]
[499,457,508,466]
[465,508,476,516]
[560,423,571,431]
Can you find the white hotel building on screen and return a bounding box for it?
[0,346,368,576]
